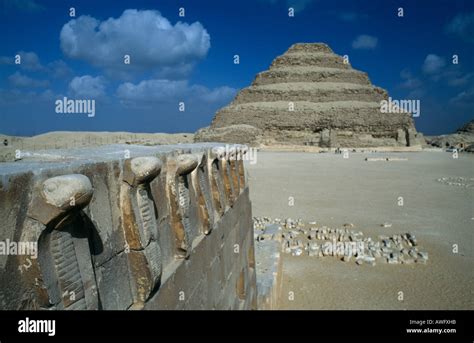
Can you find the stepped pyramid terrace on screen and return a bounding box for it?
[196,43,424,148]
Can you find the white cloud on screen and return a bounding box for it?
[60,9,210,78]
[0,51,72,79]
[422,54,446,75]
[8,72,49,88]
[68,75,107,98]
[17,51,44,71]
[0,51,44,71]
[116,79,236,106]
[352,35,378,50]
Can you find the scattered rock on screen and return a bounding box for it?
[292,248,303,256]
[436,177,474,188]
[253,217,428,267]
[418,252,429,260]
[387,257,399,264]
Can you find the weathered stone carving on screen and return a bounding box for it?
[1,143,257,310]
[227,145,248,195]
[21,174,98,310]
[211,146,234,210]
[121,156,162,309]
[212,147,236,208]
[236,146,248,192]
[227,146,240,202]
[190,153,214,235]
[166,154,198,258]
[208,147,226,219]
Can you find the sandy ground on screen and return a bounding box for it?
[259,145,426,153]
[246,151,473,310]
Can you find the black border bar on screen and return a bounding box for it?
[0,310,471,338]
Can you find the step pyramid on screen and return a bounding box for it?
[196,43,421,147]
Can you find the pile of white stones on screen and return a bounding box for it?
[253,217,429,266]
[436,177,474,188]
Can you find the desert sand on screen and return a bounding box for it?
[246,150,473,309]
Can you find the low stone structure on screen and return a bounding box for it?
[253,220,283,310]
[0,143,256,310]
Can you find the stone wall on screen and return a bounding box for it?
[0,143,256,310]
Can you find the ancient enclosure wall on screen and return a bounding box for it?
[0,143,256,310]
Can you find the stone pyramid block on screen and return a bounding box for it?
[196,43,421,148]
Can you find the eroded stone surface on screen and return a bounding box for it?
[196,43,421,148]
[41,174,93,209]
[20,174,99,310]
[121,156,163,308]
[176,154,198,175]
[0,143,255,310]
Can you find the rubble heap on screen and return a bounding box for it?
[254,217,429,266]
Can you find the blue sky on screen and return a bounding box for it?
[0,0,473,136]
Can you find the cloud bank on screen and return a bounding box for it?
[116,79,236,106]
[60,9,211,78]
[69,75,107,98]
